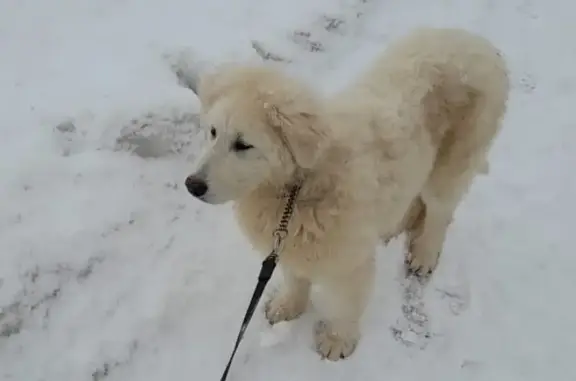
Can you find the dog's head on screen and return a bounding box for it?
[184,64,327,204]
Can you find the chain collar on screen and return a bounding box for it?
[271,178,303,257]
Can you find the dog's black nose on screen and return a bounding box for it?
[185,176,208,198]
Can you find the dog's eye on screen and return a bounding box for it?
[210,126,217,139]
[232,139,254,152]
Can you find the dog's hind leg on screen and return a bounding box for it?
[383,197,424,245]
[406,94,503,277]
[405,178,469,277]
[406,145,485,277]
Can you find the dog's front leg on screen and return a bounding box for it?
[314,256,375,361]
[265,267,311,325]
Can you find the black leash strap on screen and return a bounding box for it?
[219,252,279,381]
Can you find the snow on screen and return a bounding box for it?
[1,0,575,380]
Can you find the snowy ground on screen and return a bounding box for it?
[1,0,575,380]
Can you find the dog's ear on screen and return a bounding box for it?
[170,55,230,108]
[176,68,201,95]
[195,64,242,109]
[167,50,211,97]
[265,104,326,169]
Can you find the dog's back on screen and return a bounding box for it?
[334,28,510,274]
[377,27,509,177]
[361,28,508,102]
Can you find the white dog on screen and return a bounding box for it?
[184,27,509,360]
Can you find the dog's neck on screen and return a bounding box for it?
[275,178,313,206]
[263,161,339,207]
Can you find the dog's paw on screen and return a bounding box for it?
[264,291,307,325]
[314,320,359,361]
[405,248,440,278]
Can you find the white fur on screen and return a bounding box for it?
[186,27,509,360]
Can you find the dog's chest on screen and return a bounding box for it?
[233,197,327,275]
[234,198,284,252]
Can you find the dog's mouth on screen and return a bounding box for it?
[185,187,228,205]
[192,194,210,203]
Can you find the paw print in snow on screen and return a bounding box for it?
[114,110,201,159]
[291,31,325,53]
[53,119,84,156]
[516,74,537,94]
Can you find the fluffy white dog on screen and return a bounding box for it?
[184,27,509,360]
